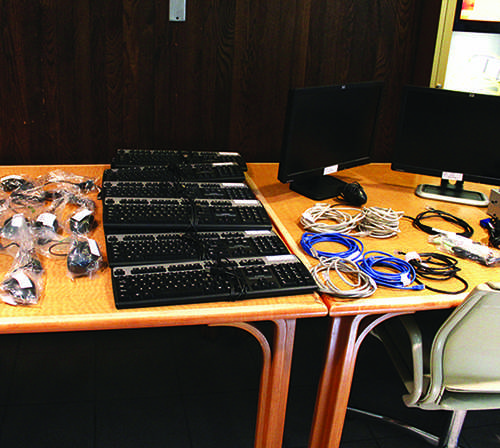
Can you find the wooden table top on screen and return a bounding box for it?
[247,163,500,316]
[0,164,327,334]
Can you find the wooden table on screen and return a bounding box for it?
[246,162,500,448]
[0,164,327,448]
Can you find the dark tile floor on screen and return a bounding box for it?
[0,316,498,447]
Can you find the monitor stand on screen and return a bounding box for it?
[290,175,346,200]
[415,179,489,207]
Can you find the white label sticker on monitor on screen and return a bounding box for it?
[442,171,463,181]
[323,165,339,175]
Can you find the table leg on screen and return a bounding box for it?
[308,313,406,448]
[213,318,296,448]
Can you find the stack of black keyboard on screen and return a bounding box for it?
[103,197,271,233]
[104,148,317,309]
[101,181,256,200]
[103,163,246,183]
[106,229,291,266]
[111,148,248,171]
[111,255,316,309]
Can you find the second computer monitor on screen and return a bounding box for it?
[391,85,500,206]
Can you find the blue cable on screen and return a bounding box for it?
[300,232,364,261]
[357,250,424,290]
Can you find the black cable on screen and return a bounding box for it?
[407,208,473,238]
[399,251,468,294]
[48,240,72,257]
[186,198,198,231]
[44,179,98,193]
[0,241,20,253]
[209,258,247,299]
[180,230,207,259]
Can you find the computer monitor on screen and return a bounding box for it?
[277,81,384,200]
[391,85,500,207]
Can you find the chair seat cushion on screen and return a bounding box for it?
[446,379,500,393]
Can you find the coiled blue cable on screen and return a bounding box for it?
[357,250,424,290]
[300,232,364,261]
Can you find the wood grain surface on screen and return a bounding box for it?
[0,1,439,165]
[0,164,326,334]
[247,163,500,316]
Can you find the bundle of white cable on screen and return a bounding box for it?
[300,203,364,233]
[357,206,404,238]
[310,256,377,298]
[300,203,403,238]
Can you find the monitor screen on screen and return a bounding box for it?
[454,0,500,33]
[460,0,500,23]
[277,81,383,200]
[391,85,500,206]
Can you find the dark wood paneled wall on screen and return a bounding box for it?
[0,0,441,165]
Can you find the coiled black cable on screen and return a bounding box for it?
[399,251,468,294]
[408,208,473,238]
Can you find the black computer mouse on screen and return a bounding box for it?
[32,212,60,246]
[339,182,368,206]
[20,254,44,276]
[67,239,101,276]
[34,212,60,236]
[2,215,29,240]
[69,209,96,235]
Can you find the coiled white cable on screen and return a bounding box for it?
[357,206,404,238]
[310,256,377,298]
[300,204,364,233]
[301,203,403,238]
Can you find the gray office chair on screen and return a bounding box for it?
[351,282,500,448]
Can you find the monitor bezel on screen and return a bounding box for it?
[391,85,500,189]
[277,81,384,187]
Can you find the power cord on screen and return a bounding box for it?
[398,251,468,294]
[408,208,473,238]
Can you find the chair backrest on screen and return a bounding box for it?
[420,283,500,406]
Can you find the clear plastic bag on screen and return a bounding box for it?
[43,189,96,237]
[0,174,35,193]
[68,207,97,235]
[41,170,99,194]
[1,248,44,306]
[430,232,500,266]
[0,213,32,243]
[66,237,104,279]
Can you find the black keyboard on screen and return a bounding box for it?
[101,181,255,200]
[111,255,318,309]
[111,148,247,171]
[105,229,290,266]
[103,198,272,232]
[103,163,245,183]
